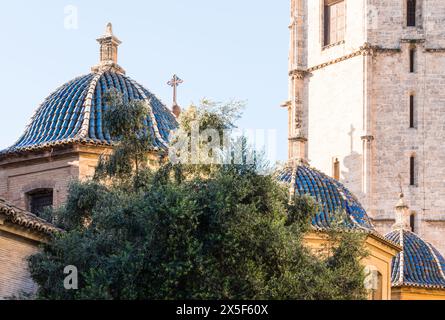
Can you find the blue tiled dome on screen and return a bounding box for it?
[3,71,178,153]
[277,164,375,231]
[386,229,445,289]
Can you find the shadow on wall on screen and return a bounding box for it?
[341,124,364,202]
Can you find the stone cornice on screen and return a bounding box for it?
[308,49,363,73]
[425,48,445,53]
[308,43,401,73]
[289,43,402,76]
[400,38,425,44]
[91,62,126,75]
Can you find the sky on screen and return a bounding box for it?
[0,0,289,161]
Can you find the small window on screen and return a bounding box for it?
[409,95,415,128]
[324,0,345,46]
[333,158,340,180]
[28,189,53,216]
[410,212,416,232]
[410,156,416,186]
[407,0,416,27]
[409,49,415,73]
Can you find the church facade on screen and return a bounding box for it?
[285,0,445,255]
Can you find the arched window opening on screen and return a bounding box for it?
[27,189,53,216]
[409,48,415,73]
[407,0,417,27]
[410,156,416,186]
[409,95,415,128]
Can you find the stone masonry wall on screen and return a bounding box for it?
[0,230,39,299]
[371,46,445,254]
[302,0,445,254]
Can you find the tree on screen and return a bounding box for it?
[28,93,367,300]
[94,88,153,187]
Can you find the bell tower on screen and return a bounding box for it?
[284,0,445,255]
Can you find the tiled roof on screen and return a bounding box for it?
[386,229,445,289]
[0,198,60,235]
[276,164,375,231]
[1,71,178,155]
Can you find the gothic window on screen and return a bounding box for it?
[407,0,416,27]
[27,189,53,216]
[324,0,345,46]
[410,156,416,186]
[409,48,415,73]
[409,95,415,128]
[333,158,340,180]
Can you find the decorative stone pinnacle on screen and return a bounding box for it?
[91,23,126,74]
[393,192,411,231]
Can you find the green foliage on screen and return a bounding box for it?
[28,98,368,300]
[94,88,152,186]
[29,164,367,300]
[178,99,244,133]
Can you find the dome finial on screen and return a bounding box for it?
[106,22,113,36]
[91,23,125,74]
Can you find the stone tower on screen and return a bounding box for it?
[285,0,445,254]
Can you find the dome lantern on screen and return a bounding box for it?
[392,192,411,231]
[91,23,125,74]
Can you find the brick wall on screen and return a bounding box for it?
[0,230,39,299]
[0,144,110,213]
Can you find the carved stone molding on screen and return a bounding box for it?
[307,43,401,73]
[361,135,375,143]
[289,136,307,142]
[289,69,309,79]
[425,48,445,53]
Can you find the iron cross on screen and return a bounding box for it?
[167,74,183,105]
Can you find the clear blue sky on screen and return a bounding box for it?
[0,0,289,160]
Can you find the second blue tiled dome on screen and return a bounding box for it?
[277,164,375,231]
[4,71,178,153]
[386,229,445,289]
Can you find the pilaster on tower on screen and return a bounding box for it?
[283,0,308,165]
